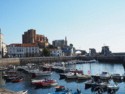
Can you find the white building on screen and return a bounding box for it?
[0,30,7,58]
[50,47,64,56]
[7,43,39,58]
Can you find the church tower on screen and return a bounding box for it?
[65,36,67,46]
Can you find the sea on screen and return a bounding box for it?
[2,61,125,94]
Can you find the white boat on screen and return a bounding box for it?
[76,73,91,80]
[34,71,52,76]
[107,84,119,89]
[31,79,45,84]
[107,84,119,94]
[65,72,77,79]
[100,72,111,80]
[51,82,58,86]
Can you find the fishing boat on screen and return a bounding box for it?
[33,79,57,87]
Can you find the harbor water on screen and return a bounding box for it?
[2,61,125,94]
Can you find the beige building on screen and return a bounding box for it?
[22,29,49,48]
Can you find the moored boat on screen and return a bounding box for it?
[100,72,111,80]
[31,79,45,85]
[76,73,91,80]
[111,73,122,81]
[107,84,119,94]
[55,85,65,91]
[11,76,23,83]
[65,72,77,79]
[32,79,57,87]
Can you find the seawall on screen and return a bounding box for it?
[0,56,125,66]
[0,58,20,66]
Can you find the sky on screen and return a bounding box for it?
[0,0,125,53]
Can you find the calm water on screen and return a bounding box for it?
[3,62,125,94]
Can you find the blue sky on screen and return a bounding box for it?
[0,0,125,52]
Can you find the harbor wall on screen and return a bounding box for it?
[77,56,125,63]
[0,58,20,66]
[0,56,125,66]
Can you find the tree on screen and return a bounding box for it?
[42,48,50,56]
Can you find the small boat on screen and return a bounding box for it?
[5,76,18,82]
[11,76,23,83]
[107,84,119,94]
[100,72,111,80]
[111,73,121,80]
[65,72,77,79]
[31,70,52,77]
[76,73,91,80]
[85,80,94,89]
[91,82,108,92]
[33,79,57,87]
[31,79,45,85]
[55,85,65,91]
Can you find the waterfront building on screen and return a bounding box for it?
[52,37,67,48]
[50,47,64,56]
[7,43,39,58]
[22,29,49,48]
[89,48,96,56]
[62,44,75,56]
[101,46,112,56]
[0,30,7,58]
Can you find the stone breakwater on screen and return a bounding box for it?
[0,56,125,66]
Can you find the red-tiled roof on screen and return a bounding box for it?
[8,43,38,47]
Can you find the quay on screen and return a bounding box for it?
[0,56,125,66]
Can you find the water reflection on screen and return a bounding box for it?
[76,63,124,75]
